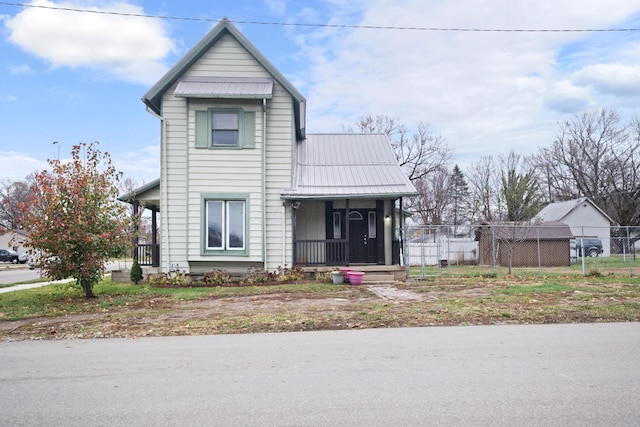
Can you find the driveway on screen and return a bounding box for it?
[1,322,639,426]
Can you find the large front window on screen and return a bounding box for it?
[206,200,245,250]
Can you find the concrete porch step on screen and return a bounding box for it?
[360,274,395,285]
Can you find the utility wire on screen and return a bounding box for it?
[1,1,639,32]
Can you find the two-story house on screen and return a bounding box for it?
[125,19,417,277]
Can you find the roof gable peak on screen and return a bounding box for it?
[142,18,305,127]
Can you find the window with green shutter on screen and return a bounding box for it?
[195,108,256,149]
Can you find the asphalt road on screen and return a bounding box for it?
[0,265,40,284]
[0,260,131,286]
[1,323,639,426]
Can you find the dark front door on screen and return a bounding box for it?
[348,210,378,264]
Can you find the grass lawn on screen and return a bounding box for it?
[1,274,639,341]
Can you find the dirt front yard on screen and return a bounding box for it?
[1,276,640,341]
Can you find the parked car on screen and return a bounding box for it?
[576,238,604,257]
[0,249,28,264]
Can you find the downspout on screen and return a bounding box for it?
[146,106,168,273]
[262,99,267,271]
[185,98,190,273]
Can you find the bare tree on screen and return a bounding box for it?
[0,174,36,230]
[466,155,500,223]
[411,166,451,225]
[532,108,638,225]
[351,114,452,182]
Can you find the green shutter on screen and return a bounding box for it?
[242,111,256,149]
[195,110,209,148]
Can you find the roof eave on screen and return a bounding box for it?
[174,94,273,100]
[281,192,418,200]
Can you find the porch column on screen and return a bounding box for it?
[132,200,139,263]
[292,202,298,266]
[399,197,404,266]
[345,198,350,266]
[151,206,159,267]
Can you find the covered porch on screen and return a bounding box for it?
[290,197,409,267]
[118,179,161,268]
[283,133,418,269]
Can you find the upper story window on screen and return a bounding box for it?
[195,108,255,150]
[212,112,239,147]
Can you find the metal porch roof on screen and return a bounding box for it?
[174,77,273,99]
[282,133,417,199]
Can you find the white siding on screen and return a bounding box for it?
[160,33,295,272]
[564,205,612,257]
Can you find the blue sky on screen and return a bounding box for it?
[2,0,640,185]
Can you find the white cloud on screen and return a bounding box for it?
[263,0,286,15]
[113,144,160,182]
[2,94,17,102]
[9,63,33,74]
[543,80,592,113]
[572,63,640,96]
[5,0,175,84]
[294,0,640,163]
[0,152,48,181]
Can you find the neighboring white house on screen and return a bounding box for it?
[0,229,28,253]
[126,19,416,274]
[535,197,615,256]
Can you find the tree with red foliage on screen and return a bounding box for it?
[23,142,131,297]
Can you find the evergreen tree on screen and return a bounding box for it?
[447,165,470,234]
[130,259,143,284]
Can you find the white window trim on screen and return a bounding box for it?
[202,194,250,256]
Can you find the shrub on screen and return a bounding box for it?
[203,269,233,285]
[130,259,143,284]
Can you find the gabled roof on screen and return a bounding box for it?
[0,228,29,238]
[118,178,160,211]
[142,18,306,139]
[282,133,418,199]
[536,197,615,225]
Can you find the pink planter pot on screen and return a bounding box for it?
[348,271,365,285]
[340,269,353,283]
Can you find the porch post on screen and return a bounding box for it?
[376,200,384,264]
[345,198,350,266]
[132,200,139,263]
[292,202,297,266]
[399,197,404,266]
[151,206,158,267]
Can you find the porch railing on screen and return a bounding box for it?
[295,239,348,266]
[134,244,160,267]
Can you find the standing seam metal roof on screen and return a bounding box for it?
[282,133,417,199]
[174,77,274,99]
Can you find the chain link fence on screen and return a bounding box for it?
[405,224,640,278]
